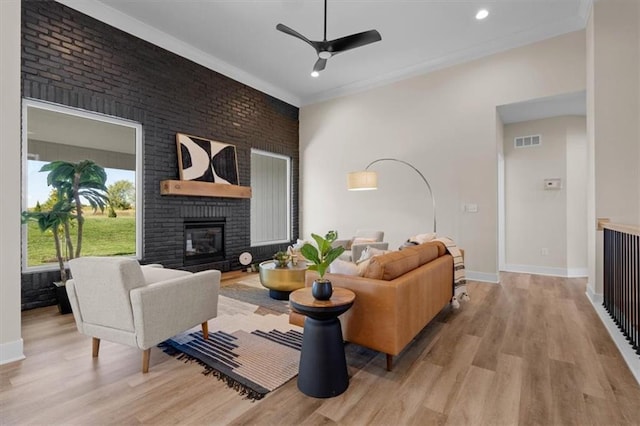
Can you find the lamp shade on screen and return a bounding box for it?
[347,171,378,190]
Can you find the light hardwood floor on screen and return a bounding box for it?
[1,272,639,425]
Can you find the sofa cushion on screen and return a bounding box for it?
[364,250,421,281]
[405,243,440,266]
[329,259,359,276]
[423,241,447,257]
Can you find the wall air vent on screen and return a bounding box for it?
[514,135,541,148]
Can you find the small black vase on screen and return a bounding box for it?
[312,280,333,300]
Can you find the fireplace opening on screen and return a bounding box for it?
[184,218,225,265]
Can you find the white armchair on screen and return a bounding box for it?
[333,230,388,262]
[66,257,220,373]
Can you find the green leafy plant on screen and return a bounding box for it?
[300,230,345,281]
[273,250,290,268]
[21,160,109,284]
[21,201,75,282]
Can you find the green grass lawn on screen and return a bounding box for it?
[27,213,136,266]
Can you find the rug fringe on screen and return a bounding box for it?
[159,342,264,401]
[203,367,264,401]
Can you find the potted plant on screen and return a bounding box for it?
[300,230,345,300]
[22,160,109,314]
[273,251,290,268]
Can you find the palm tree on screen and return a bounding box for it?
[21,200,75,282]
[22,160,109,284]
[41,160,109,258]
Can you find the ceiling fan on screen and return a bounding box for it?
[276,0,382,76]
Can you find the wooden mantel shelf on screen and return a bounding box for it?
[160,180,251,199]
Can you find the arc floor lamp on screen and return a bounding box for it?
[347,158,437,233]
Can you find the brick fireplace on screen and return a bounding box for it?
[183,218,225,266]
[19,0,299,309]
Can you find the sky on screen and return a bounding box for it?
[27,160,135,207]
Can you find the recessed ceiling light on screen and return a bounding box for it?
[310,71,319,78]
[476,9,489,20]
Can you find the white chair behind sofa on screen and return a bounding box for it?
[333,230,388,262]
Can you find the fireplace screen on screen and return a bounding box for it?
[184,219,225,265]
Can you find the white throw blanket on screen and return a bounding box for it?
[434,237,470,308]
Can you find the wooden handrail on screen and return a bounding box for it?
[597,218,640,236]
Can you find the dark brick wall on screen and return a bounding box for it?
[20,0,299,310]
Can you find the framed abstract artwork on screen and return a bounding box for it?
[176,133,239,185]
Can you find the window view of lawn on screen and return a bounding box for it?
[26,211,136,266]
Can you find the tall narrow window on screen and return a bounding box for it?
[250,149,291,246]
[22,99,142,270]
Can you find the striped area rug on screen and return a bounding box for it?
[160,328,302,400]
[159,276,303,400]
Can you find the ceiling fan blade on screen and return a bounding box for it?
[313,58,327,72]
[328,30,382,54]
[276,23,317,50]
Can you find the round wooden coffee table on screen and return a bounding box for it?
[289,287,355,398]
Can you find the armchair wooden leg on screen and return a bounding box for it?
[386,354,393,371]
[142,349,151,374]
[202,322,209,340]
[92,338,100,357]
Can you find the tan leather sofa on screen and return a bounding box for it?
[290,241,454,371]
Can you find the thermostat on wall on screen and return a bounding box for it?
[544,178,562,190]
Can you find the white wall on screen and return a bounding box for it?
[587,0,640,295]
[503,116,587,276]
[504,118,568,270]
[496,114,505,271]
[300,31,586,282]
[0,0,24,364]
[566,117,588,275]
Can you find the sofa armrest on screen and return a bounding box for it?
[130,270,220,349]
[350,242,389,263]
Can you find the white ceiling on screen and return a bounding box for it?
[58,0,591,107]
[28,106,136,154]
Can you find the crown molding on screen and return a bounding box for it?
[301,11,589,106]
[577,0,593,23]
[56,0,301,107]
[56,0,590,109]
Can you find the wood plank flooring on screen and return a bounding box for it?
[1,272,639,425]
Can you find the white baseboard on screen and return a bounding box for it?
[567,267,589,277]
[586,290,640,386]
[0,338,25,365]
[466,271,499,283]
[586,285,602,304]
[503,264,587,278]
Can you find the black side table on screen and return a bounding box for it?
[289,287,355,398]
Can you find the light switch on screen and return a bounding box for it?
[466,203,478,213]
[544,178,562,189]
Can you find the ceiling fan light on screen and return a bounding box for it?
[318,51,332,59]
[476,9,489,20]
[311,71,320,78]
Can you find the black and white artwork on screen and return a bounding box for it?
[176,133,239,185]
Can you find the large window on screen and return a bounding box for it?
[22,99,142,270]
[250,149,291,246]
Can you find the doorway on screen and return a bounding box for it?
[497,91,588,277]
